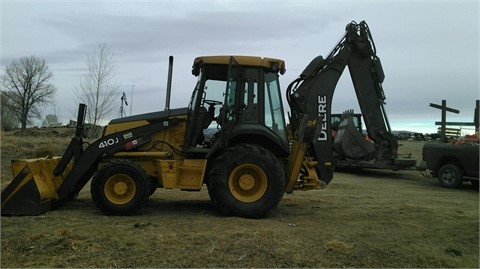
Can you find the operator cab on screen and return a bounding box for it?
[183,56,289,158]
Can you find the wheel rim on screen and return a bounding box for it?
[104,174,136,205]
[440,170,456,184]
[228,164,267,203]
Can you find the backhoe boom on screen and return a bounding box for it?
[287,20,412,178]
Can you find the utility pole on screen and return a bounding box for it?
[120,92,128,117]
[130,84,134,116]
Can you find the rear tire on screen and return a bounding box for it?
[437,164,463,188]
[207,144,285,218]
[91,160,150,215]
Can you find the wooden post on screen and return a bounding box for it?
[440,100,447,142]
[475,100,479,133]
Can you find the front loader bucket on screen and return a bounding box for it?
[334,112,375,160]
[1,157,71,216]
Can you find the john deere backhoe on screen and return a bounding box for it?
[1,20,415,218]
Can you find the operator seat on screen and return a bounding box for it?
[192,107,213,146]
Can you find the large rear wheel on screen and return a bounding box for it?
[91,160,150,215]
[207,144,285,218]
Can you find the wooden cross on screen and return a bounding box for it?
[430,100,459,143]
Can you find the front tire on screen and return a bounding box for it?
[91,160,151,215]
[207,144,285,218]
[437,164,463,188]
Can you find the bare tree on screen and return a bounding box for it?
[42,114,60,127]
[74,42,119,136]
[0,92,19,131]
[1,56,57,132]
[42,98,61,127]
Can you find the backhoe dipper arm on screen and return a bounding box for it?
[287,21,397,184]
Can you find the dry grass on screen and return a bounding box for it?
[1,130,478,268]
[1,129,74,185]
[398,140,425,162]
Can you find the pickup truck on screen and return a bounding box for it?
[420,142,479,188]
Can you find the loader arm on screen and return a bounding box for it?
[287,21,397,184]
[1,104,184,215]
[53,118,182,206]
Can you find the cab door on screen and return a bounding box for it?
[220,57,243,146]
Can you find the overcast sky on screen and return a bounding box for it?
[1,0,479,133]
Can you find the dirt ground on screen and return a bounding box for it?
[1,130,479,268]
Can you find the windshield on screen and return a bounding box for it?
[264,72,288,142]
[203,79,225,128]
[188,68,225,127]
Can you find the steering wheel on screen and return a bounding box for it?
[204,99,223,107]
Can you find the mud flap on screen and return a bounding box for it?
[1,157,68,216]
[334,112,375,159]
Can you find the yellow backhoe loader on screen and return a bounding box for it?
[1,21,415,218]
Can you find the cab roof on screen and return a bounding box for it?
[192,55,285,76]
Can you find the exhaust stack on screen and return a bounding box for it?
[165,55,173,111]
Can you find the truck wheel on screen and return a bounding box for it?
[91,160,150,215]
[471,181,479,190]
[438,164,463,188]
[207,144,285,218]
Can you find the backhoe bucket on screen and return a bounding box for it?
[1,157,71,216]
[334,112,375,160]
